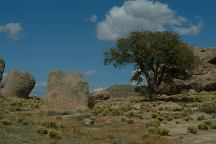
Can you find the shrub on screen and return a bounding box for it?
[42,121,59,129]
[197,115,205,121]
[204,121,212,125]
[127,119,134,124]
[197,123,208,130]
[151,113,158,118]
[112,109,121,116]
[210,123,216,129]
[49,130,63,139]
[157,128,169,136]
[1,119,12,126]
[37,127,48,135]
[187,126,197,134]
[149,127,169,136]
[157,116,164,122]
[200,102,216,114]
[88,97,96,109]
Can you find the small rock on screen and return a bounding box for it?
[199,90,209,95]
[191,107,199,111]
[188,89,198,95]
[82,118,94,126]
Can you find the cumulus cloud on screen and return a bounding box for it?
[85,70,96,76]
[174,19,204,36]
[97,0,203,41]
[0,22,23,39]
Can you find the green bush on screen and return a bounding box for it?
[42,121,59,129]
[112,109,121,116]
[210,123,216,129]
[151,113,158,118]
[187,126,197,134]
[1,119,12,126]
[37,127,48,135]
[127,119,134,124]
[200,102,216,114]
[49,130,63,139]
[157,128,169,136]
[197,115,205,121]
[197,123,208,130]
[204,120,212,125]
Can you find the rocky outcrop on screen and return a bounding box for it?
[1,70,35,98]
[0,59,5,82]
[160,48,216,94]
[45,71,89,112]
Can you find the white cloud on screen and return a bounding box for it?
[97,0,203,41]
[94,87,107,92]
[0,22,23,39]
[174,19,204,36]
[89,15,98,23]
[85,70,96,76]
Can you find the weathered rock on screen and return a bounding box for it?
[90,90,110,100]
[199,90,209,95]
[45,71,89,112]
[160,48,216,94]
[0,59,5,82]
[82,118,94,126]
[1,70,35,98]
[188,89,198,95]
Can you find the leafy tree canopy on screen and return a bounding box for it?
[104,31,198,94]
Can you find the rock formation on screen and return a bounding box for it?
[1,70,35,98]
[0,59,5,82]
[160,47,216,94]
[45,71,89,112]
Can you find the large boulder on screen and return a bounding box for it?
[0,59,5,82]
[45,71,89,112]
[1,70,35,98]
[160,47,216,94]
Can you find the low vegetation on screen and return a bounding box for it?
[0,92,216,143]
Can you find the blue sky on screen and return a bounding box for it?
[0,0,216,96]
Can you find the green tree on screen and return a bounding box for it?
[104,31,198,95]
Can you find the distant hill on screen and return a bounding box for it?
[105,84,141,97]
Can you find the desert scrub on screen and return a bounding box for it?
[145,120,160,128]
[111,109,121,116]
[49,130,63,139]
[197,123,208,130]
[1,119,12,126]
[187,126,197,134]
[37,127,48,135]
[204,120,212,125]
[127,119,134,124]
[197,115,205,121]
[185,117,193,121]
[157,128,169,136]
[151,113,158,118]
[210,123,216,129]
[200,101,216,114]
[149,127,169,136]
[42,121,59,129]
